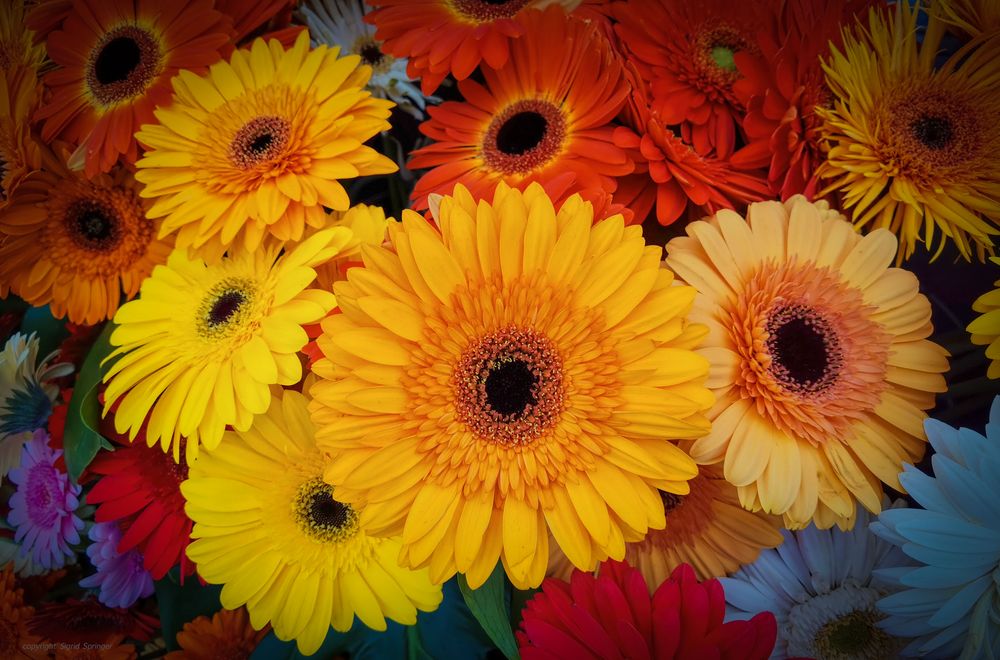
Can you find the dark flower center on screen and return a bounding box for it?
[495,111,547,156]
[660,491,684,513]
[484,358,537,417]
[66,200,121,251]
[911,114,953,150]
[229,115,291,169]
[766,303,842,394]
[360,43,384,66]
[307,490,351,529]
[94,37,141,85]
[86,25,162,106]
[451,0,530,21]
[815,609,896,659]
[293,478,358,543]
[207,290,246,326]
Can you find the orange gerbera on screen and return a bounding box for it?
[366,0,583,95]
[732,0,876,201]
[0,163,173,324]
[36,0,232,176]
[166,608,268,660]
[0,564,41,659]
[408,6,632,215]
[613,0,778,159]
[0,66,43,207]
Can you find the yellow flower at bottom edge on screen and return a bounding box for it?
[182,389,443,656]
[969,256,1000,379]
[308,182,714,590]
[102,226,352,463]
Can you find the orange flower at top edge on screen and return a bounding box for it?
[36,0,233,176]
[166,608,268,660]
[731,0,877,201]
[365,0,583,94]
[613,0,780,159]
[408,6,632,217]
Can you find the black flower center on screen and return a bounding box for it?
[207,290,246,326]
[229,115,291,169]
[485,358,537,417]
[94,36,141,85]
[307,490,351,529]
[911,114,953,150]
[766,303,842,394]
[360,43,384,66]
[293,478,358,543]
[496,111,547,156]
[66,200,120,251]
[249,133,273,155]
[451,0,529,21]
[816,609,895,658]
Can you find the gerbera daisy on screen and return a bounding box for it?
[134,31,396,264]
[0,1,45,71]
[613,0,775,158]
[102,226,351,462]
[817,3,1000,261]
[54,635,136,660]
[365,0,583,95]
[731,0,875,201]
[85,431,194,581]
[721,501,912,659]
[311,202,391,291]
[0,65,43,207]
[930,0,1000,37]
[183,388,443,655]
[7,430,84,570]
[518,561,777,659]
[166,607,268,660]
[309,182,713,590]
[79,522,154,609]
[666,195,949,529]
[872,397,1000,658]
[969,257,1000,379]
[613,108,770,227]
[36,0,233,176]
[28,597,157,646]
[299,0,430,118]
[407,6,632,215]
[0,563,42,659]
[0,164,174,325]
[168,610,266,659]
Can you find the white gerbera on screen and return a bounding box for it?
[872,398,1000,659]
[0,333,71,481]
[298,0,434,118]
[720,501,914,659]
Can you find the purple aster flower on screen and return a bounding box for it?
[7,430,83,570]
[80,521,154,608]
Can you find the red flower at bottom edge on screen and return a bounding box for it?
[517,561,776,660]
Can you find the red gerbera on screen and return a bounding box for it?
[28,598,158,645]
[613,0,778,159]
[85,420,193,581]
[408,6,632,216]
[517,562,777,660]
[731,0,877,201]
[365,0,584,95]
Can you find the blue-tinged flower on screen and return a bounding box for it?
[7,430,84,570]
[298,0,434,118]
[720,501,914,659]
[0,333,72,482]
[871,397,1000,659]
[79,521,154,609]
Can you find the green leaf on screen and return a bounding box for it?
[154,569,223,651]
[19,304,69,360]
[509,586,539,632]
[458,564,520,660]
[63,322,114,482]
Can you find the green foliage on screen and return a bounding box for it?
[63,322,114,482]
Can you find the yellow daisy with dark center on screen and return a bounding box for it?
[183,389,442,655]
[309,182,713,590]
[103,227,353,462]
[817,3,1000,261]
[666,195,949,530]
[134,31,396,263]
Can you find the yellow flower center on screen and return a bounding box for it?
[292,478,359,544]
[85,24,163,107]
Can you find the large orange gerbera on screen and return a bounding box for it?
[408,6,631,215]
[36,0,233,176]
[365,0,583,95]
[732,0,876,201]
[613,0,778,159]
[666,196,948,530]
[0,163,174,324]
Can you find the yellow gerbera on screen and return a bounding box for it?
[817,2,1000,261]
[969,257,1000,379]
[103,227,353,462]
[0,1,44,73]
[0,63,43,207]
[930,0,1000,37]
[183,389,442,656]
[309,182,713,590]
[134,30,397,263]
[665,195,949,530]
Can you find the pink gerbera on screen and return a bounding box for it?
[7,430,84,570]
